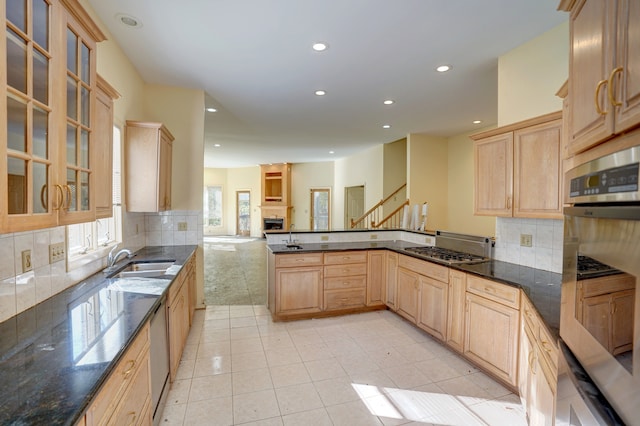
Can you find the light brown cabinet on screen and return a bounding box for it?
[464,275,520,387]
[167,259,193,382]
[559,0,640,156]
[385,251,398,310]
[396,267,420,324]
[418,275,448,341]
[446,269,467,353]
[471,112,563,219]
[366,251,386,307]
[1,0,106,232]
[577,273,635,356]
[125,121,174,212]
[93,76,120,219]
[277,266,324,314]
[323,251,367,311]
[519,296,557,426]
[84,322,151,426]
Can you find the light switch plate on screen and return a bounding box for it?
[177,222,188,231]
[321,235,329,241]
[49,242,66,263]
[520,234,533,247]
[22,250,33,273]
[370,234,378,240]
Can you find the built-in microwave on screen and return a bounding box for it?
[560,144,640,424]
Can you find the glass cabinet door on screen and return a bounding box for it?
[2,0,57,231]
[59,11,96,224]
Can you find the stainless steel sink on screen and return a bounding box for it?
[284,244,303,250]
[109,261,175,279]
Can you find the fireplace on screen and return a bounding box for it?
[263,218,284,230]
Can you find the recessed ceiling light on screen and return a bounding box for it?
[206,108,217,112]
[315,90,326,96]
[312,42,328,52]
[473,120,482,124]
[214,144,221,147]
[116,13,142,28]
[383,100,395,105]
[436,65,451,73]
[329,150,335,154]
[383,124,391,129]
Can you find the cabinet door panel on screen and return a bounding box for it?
[513,120,563,218]
[276,267,323,314]
[417,276,448,341]
[396,268,419,323]
[567,0,615,154]
[474,133,513,216]
[615,0,640,134]
[386,252,398,310]
[366,251,386,306]
[446,270,466,353]
[464,293,519,386]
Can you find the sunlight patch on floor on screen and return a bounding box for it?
[352,383,526,426]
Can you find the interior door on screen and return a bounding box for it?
[236,190,250,236]
[310,188,330,231]
[345,185,364,228]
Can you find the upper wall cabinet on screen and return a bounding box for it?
[1,0,107,233]
[471,111,563,219]
[94,75,120,219]
[125,121,174,212]
[559,0,640,156]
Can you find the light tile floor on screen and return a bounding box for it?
[159,306,527,426]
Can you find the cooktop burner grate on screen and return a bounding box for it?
[404,246,488,265]
[577,255,621,279]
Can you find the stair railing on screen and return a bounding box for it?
[350,183,407,229]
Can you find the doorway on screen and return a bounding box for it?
[236,190,250,236]
[344,185,365,229]
[310,188,330,231]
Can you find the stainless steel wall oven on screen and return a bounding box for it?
[560,144,640,424]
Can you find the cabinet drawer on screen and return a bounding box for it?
[399,254,449,282]
[324,275,366,290]
[467,275,520,309]
[324,263,367,278]
[86,323,150,424]
[538,321,558,373]
[324,251,368,265]
[324,289,366,310]
[276,253,323,267]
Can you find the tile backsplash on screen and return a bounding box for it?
[0,209,203,323]
[493,217,563,273]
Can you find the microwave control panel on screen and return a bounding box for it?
[570,162,639,198]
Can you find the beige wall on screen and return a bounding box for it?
[498,21,568,125]
[383,139,408,216]
[407,134,448,232]
[291,162,335,230]
[334,145,384,229]
[447,130,496,236]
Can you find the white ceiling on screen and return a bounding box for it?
[87,0,567,168]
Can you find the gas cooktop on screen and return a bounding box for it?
[404,246,489,265]
[577,255,621,279]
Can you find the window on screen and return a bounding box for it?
[310,188,330,231]
[66,126,122,268]
[204,186,222,228]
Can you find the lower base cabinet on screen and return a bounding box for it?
[84,323,151,426]
[446,269,466,353]
[396,267,420,323]
[464,292,519,387]
[417,275,448,341]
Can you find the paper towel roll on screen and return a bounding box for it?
[401,205,410,228]
[411,204,420,230]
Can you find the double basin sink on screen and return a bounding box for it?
[107,260,176,279]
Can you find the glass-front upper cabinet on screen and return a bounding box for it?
[1,0,106,232]
[59,10,96,225]
[2,0,58,232]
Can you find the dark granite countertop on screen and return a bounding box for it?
[268,241,561,338]
[0,245,197,426]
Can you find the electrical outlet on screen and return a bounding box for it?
[520,234,533,247]
[370,234,378,240]
[21,250,32,273]
[321,235,329,241]
[177,222,188,231]
[49,242,66,263]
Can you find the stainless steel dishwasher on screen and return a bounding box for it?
[149,297,170,425]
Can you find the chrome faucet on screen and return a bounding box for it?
[288,224,295,245]
[107,244,133,269]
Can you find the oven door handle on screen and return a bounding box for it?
[564,205,640,221]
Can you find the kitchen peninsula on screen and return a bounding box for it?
[266,228,561,421]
